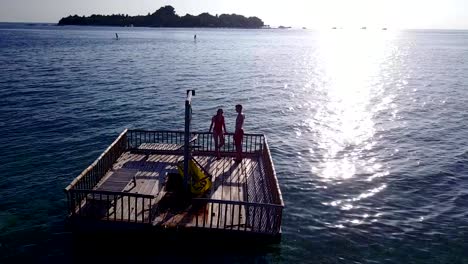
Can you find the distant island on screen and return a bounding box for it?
[58,5,264,29]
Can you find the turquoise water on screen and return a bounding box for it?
[1,24,468,263]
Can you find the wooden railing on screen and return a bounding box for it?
[67,189,155,224]
[191,198,283,234]
[65,129,128,191]
[126,130,185,149]
[260,137,284,206]
[193,131,264,154]
[64,129,283,235]
[125,129,264,155]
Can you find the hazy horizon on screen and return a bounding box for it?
[1,0,468,30]
[1,22,468,31]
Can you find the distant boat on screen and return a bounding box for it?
[382,27,387,30]
[361,27,367,30]
[332,27,337,29]
[302,27,307,29]
[278,26,291,29]
[115,33,119,40]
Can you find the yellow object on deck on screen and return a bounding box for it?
[177,159,212,196]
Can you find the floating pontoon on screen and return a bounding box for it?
[64,91,284,242]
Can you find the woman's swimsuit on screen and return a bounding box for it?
[213,115,224,134]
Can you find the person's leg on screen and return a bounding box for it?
[216,133,223,159]
[238,139,243,161]
[213,131,220,158]
[234,132,243,162]
[219,132,225,148]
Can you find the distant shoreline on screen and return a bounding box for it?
[58,5,264,29]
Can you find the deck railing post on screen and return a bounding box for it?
[149,199,153,223]
[183,90,195,192]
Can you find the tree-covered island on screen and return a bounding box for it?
[58,5,264,28]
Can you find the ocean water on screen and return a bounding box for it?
[1,24,468,263]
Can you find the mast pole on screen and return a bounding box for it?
[183,90,195,192]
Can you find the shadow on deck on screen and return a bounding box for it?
[65,130,283,241]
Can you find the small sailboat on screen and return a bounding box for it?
[115,33,119,40]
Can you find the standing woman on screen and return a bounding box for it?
[209,109,226,159]
[234,104,245,163]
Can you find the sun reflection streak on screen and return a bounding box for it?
[308,30,395,181]
[324,184,387,207]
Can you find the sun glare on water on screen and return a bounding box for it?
[308,30,396,181]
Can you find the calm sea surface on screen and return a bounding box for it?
[1,24,468,263]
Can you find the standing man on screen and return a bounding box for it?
[234,104,245,163]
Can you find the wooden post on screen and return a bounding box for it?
[183,90,195,192]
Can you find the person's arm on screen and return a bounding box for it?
[222,120,227,134]
[209,117,214,133]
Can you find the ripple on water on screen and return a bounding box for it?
[1,26,468,262]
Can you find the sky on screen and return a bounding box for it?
[1,0,468,29]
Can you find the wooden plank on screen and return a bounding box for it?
[112,194,126,221]
[126,162,158,222]
[233,159,251,229]
[80,150,272,230]
[136,171,158,222]
[139,143,182,151]
[96,168,138,192]
[237,160,249,230]
[215,157,231,228]
[230,160,242,229]
[162,208,198,227]
[152,209,169,226]
[223,158,240,229]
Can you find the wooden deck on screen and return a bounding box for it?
[92,149,260,230]
[65,130,283,239]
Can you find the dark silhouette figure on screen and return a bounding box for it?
[234,104,244,163]
[209,109,226,160]
[58,5,264,28]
